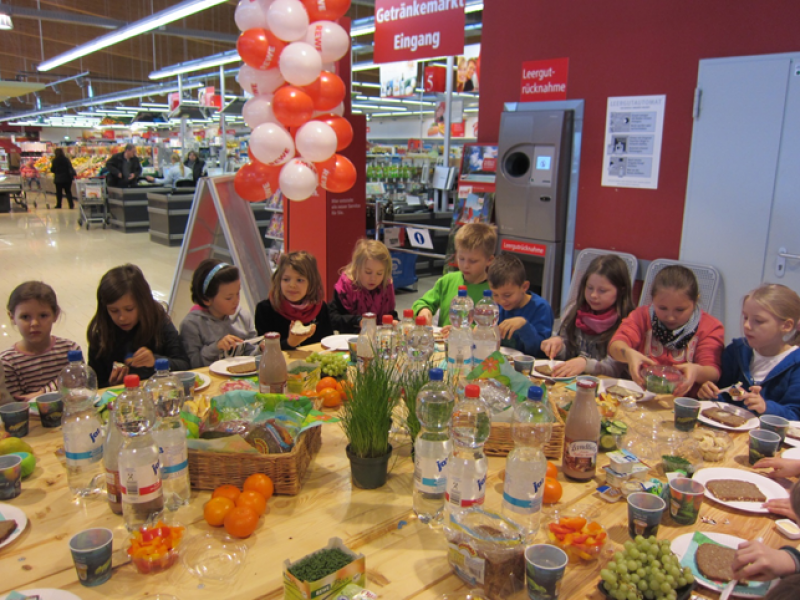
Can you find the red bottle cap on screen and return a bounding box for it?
[465,384,480,398]
[403,309,413,318]
[458,285,467,291]
[382,314,394,325]
[415,315,427,325]
[124,375,140,388]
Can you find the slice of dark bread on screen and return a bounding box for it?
[228,361,257,374]
[701,407,747,428]
[0,519,17,544]
[696,543,736,582]
[706,479,766,502]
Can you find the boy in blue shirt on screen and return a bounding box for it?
[488,254,553,358]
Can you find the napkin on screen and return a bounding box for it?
[5,592,29,600]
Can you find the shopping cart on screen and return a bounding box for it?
[75,178,108,229]
[21,175,48,211]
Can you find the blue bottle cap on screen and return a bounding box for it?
[428,368,444,381]
[527,385,544,401]
[67,349,83,362]
[457,289,467,297]
[155,358,170,371]
[483,289,493,297]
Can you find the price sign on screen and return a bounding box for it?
[407,227,434,250]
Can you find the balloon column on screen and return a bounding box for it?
[233,0,357,202]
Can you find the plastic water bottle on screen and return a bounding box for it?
[407,315,435,370]
[259,332,287,393]
[145,359,190,510]
[376,314,398,360]
[116,375,164,530]
[502,385,554,541]
[446,384,490,516]
[59,350,104,497]
[447,288,474,379]
[449,285,474,328]
[399,309,415,352]
[413,368,455,524]
[103,401,123,514]
[473,289,500,363]
[357,312,377,371]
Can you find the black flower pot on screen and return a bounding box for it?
[346,444,392,489]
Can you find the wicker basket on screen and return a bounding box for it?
[188,425,322,494]
[484,392,566,459]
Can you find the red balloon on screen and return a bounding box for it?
[314,113,353,151]
[237,29,286,70]
[317,153,356,193]
[302,71,345,112]
[234,160,281,202]
[272,86,315,128]
[301,0,351,21]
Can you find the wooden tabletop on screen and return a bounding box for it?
[0,349,796,600]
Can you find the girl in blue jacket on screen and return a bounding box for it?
[699,284,800,420]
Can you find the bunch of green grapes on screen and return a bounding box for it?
[599,536,694,600]
[308,352,348,377]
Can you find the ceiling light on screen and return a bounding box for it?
[38,0,228,72]
[150,49,241,80]
[353,62,376,72]
[351,24,375,37]
[0,14,12,31]
[352,103,381,110]
[465,1,484,14]
[354,82,381,89]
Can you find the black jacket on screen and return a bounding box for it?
[106,151,142,188]
[254,299,334,350]
[328,289,398,334]
[184,159,206,183]
[50,154,76,184]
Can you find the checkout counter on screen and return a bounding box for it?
[107,184,171,232]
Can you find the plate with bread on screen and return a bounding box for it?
[692,467,789,513]
[532,360,576,382]
[0,503,27,550]
[696,401,759,431]
[210,356,260,377]
[599,379,654,402]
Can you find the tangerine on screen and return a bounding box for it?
[224,506,260,538]
[316,376,342,393]
[546,461,558,479]
[543,477,563,504]
[243,473,274,501]
[204,497,235,527]
[212,484,241,503]
[236,490,267,516]
[319,387,343,408]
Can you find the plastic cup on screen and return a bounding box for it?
[347,337,359,363]
[760,415,789,444]
[525,544,568,600]
[0,402,30,437]
[36,392,64,428]
[177,372,196,397]
[674,397,701,431]
[69,528,114,587]
[749,429,781,465]
[0,455,22,500]
[668,477,705,525]
[514,355,534,376]
[627,492,666,539]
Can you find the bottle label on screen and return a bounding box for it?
[563,437,598,475]
[106,469,120,504]
[261,381,286,394]
[65,425,104,466]
[502,471,544,515]
[447,542,486,585]
[120,460,162,503]
[158,445,188,481]
[414,456,448,493]
[446,473,486,508]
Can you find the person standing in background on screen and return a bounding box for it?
[184,151,206,184]
[50,147,76,209]
[106,143,142,188]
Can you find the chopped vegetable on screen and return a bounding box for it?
[127,521,185,574]
[547,517,607,563]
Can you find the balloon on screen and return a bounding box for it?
[327,102,345,117]
[317,153,356,193]
[238,64,285,96]
[302,71,344,112]
[237,29,286,70]
[250,122,296,165]
[279,42,323,86]
[272,85,314,128]
[301,0,350,21]
[313,113,353,151]
[234,161,281,202]
[295,121,337,162]
[266,0,309,43]
[242,94,277,129]
[305,21,349,63]
[279,158,318,201]
[234,0,270,31]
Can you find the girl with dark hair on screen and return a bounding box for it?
[50,147,76,209]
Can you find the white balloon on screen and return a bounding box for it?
[250,122,295,166]
[234,0,269,31]
[266,0,309,43]
[242,94,277,129]
[328,102,345,117]
[279,42,322,86]
[322,62,336,72]
[279,158,318,201]
[238,64,285,96]
[295,121,336,162]
[304,21,349,63]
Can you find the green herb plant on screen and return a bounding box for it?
[288,548,354,582]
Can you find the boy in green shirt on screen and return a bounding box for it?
[413,222,497,327]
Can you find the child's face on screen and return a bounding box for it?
[208,280,240,319]
[107,293,139,332]
[281,267,309,304]
[457,248,493,284]
[10,299,56,345]
[742,298,793,353]
[357,258,385,291]
[491,282,530,312]
[652,287,695,330]
[584,274,618,313]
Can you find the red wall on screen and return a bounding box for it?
[479,0,800,260]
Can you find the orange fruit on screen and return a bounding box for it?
[319,387,343,408]
[543,477,563,504]
[316,376,342,393]
[224,506,259,538]
[236,490,267,516]
[204,497,235,527]
[243,473,274,501]
[212,484,241,503]
[546,461,558,479]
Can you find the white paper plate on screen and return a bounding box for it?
[532,360,575,382]
[321,334,355,351]
[599,378,654,402]
[0,503,28,550]
[782,446,800,459]
[209,357,259,377]
[697,401,759,431]
[692,467,790,513]
[1,590,83,600]
[783,421,800,448]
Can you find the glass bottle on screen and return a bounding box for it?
[357,312,377,371]
[259,332,287,393]
[446,384,490,517]
[562,379,601,481]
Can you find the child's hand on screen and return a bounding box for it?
[763,497,800,521]
[553,357,587,378]
[540,336,564,360]
[417,308,433,326]
[109,364,129,385]
[217,334,244,352]
[673,363,702,397]
[129,347,155,368]
[440,325,451,339]
[753,456,800,479]
[740,385,766,413]
[287,322,316,348]
[499,317,527,340]
[732,540,797,581]
[697,381,720,400]
[623,348,656,387]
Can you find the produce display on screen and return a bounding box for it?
[547,516,607,563]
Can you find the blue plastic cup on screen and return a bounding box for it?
[69,528,114,586]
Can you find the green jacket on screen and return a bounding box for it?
[412,271,490,327]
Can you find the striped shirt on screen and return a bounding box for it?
[0,336,81,400]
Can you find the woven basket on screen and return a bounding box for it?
[484,392,566,459]
[188,425,322,495]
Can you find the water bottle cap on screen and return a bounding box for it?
[363,312,376,320]
[457,288,467,297]
[483,289,493,297]
[124,374,140,388]
[67,349,83,362]
[265,332,280,340]
[527,385,544,401]
[577,379,598,390]
[428,368,444,381]
[458,285,467,291]
[155,358,170,371]
[382,314,394,324]
[403,309,413,318]
[464,384,480,398]
[415,315,427,325]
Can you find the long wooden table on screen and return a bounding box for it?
[0,351,796,600]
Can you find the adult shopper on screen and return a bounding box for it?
[145,154,191,189]
[106,143,142,188]
[184,150,206,184]
[50,147,76,209]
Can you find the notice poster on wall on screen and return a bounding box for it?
[601,95,666,189]
[380,60,419,98]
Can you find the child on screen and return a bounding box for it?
[541,255,635,377]
[255,251,334,350]
[413,222,496,327]
[0,281,80,401]
[609,265,724,397]
[179,259,260,368]
[698,284,800,420]
[487,254,553,358]
[87,264,190,387]
[329,239,397,334]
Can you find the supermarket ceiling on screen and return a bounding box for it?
[0,1,483,121]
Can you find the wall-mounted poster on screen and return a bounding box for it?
[380,60,419,98]
[456,43,481,93]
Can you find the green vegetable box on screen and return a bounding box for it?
[284,537,366,600]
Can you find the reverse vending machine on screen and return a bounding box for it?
[495,102,582,311]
